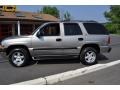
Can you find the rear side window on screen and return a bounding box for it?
[64,23,82,35]
[83,23,109,35]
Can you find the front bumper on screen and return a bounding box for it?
[100,46,112,53]
[0,45,6,52]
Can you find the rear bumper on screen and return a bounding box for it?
[0,45,6,52]
[100,46,112,53]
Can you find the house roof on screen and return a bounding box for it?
[0,11,59,22]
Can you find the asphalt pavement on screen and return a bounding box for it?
[55,63,120,85]
[0,35,120,85]
[55,35,120,85]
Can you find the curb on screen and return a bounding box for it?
[12,60,120,85]
[110,34,120,37]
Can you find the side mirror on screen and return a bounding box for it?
[36,31,43,38]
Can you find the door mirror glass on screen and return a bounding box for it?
[36,31,43,38]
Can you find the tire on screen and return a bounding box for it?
[8,48,30,67]
[80,47,98,65]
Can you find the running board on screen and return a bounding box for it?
[32,55,78,60]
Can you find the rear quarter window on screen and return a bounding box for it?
[83,23,109,35]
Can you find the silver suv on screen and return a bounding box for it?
[0,21,111,67]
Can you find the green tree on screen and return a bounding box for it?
[40,6,60,18]
[63,11,71,21]
[104,6,120,34]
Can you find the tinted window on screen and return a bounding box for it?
[41,23,60,36]
[64,23,82,35]
[83,23,109,35]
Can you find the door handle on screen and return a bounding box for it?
[78,38,83,41]
[56,38,62,42]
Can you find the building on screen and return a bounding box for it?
[0,5,16,12]
[0,6,59,41]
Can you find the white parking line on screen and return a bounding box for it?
[12,59,120,85]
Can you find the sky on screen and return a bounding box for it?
[17,5,110,23]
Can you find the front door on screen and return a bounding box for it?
[32,23,63,58]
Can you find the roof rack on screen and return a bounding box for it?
[60,20,98,22]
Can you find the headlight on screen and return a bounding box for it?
[0,41,5,49]
[0,45,4,48]
[1,40,5,47]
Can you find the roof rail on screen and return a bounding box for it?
[60,20,98,22]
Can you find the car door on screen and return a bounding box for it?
[62,23,85,56]
[32,23,63,57]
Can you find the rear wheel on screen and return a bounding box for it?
[8,48,30,67]
[80,47,98,65]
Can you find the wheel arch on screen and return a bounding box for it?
[6,45,30,56]
[80,44,100,54]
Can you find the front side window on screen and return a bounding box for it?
[64,23,82,36]
[40,23,60,36]
[83,23,109,35]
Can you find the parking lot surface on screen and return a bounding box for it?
[0,35,120,85]
[55,62,120,85]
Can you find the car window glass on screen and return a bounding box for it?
[41,23,60,36]
[64,23,82,35]
[83,23,109,35]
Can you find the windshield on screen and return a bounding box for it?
[32,26,40,35]
[32,23,46,35]
[17,23,46,36]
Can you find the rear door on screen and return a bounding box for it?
[62,23,85,56]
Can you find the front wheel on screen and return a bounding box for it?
[80,47,98,65]
[8,48,30,67]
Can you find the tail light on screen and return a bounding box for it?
[108,36,111,44]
